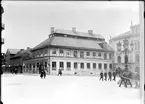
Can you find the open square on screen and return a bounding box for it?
[2,74,140,104]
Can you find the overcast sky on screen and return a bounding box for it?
[2,1,140,53]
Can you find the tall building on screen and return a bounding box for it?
[109,22,140,73]
[23,27,114,75]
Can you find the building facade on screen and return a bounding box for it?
[10,47,32,73]
[109,23,140,73]
[23,28,114,75]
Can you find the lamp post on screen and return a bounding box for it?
[117,38,133,71]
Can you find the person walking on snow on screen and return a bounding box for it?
[58,69,62,76]
[99,71,104,81]
[108,71,112,81]
[113,70,116,81]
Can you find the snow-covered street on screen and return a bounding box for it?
[1,74,140,104]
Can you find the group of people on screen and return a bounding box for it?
[39,64,63,79]
[99,70,116,81]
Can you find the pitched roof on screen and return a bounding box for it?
[54,29,105,39]
[99,42,114,51]
[110,24,140,41]
[32,36,113,52]
[50,36,103,50]
[7,49,20,54]
[11,48,32,59]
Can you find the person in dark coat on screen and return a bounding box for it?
[99,71,103,81]
[39,64,44,79]
[104,71,107,81]
[14,68,18,74]
[108,71,112,81]
[58,69,62,76]
[112,70,116,81]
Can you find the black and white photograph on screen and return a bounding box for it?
[1,1,144,104]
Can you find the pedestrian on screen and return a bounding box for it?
[39,64,43,79]
[99,71,103,81]
[14,68,18,74]
[112,70,116,81]
[108,71,112,81]
[43,65,48,79]
[104,71,107,81]
[58,69,62,76]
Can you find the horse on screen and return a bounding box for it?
[115,67,140,88]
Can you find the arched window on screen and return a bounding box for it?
[117,56,121,63]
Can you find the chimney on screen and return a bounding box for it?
[88,30,93,35]
[50,27,55,34]
[72,27,76,33]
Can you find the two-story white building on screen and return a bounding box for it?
[23,27,114,75]
[109,22,140,73]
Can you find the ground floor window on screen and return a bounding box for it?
[93,63,96,69]
[33,63,35,68]
[37,63,39,68]
[104,64,107,69]
[66,62,71,70]
[98,63,102,69]
[80,63,84,69]
[45,62,47,67]
[59,62,64,70]
[74,62,78,69]
[87,63,90,69]
[109,64,112,69]
[52,62,56,70]
[29,64,31,70]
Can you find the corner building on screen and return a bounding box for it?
[23,28,114,75]
[109,23,140,73]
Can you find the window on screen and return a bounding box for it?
[86,52,90,56]
[60,49,64,54]
[117,56,121,63]
[87,63,90,69]
[37,51,40,57]
[37,63,39,68]
[45,50,48,56]
[60,62,64,70]
[59,49,64,56]
[98,52,101,57]
[33,63,35,68]
[45,62,47,67]
[66,62,71,70]
[104,64,107,69]
[74,62,78,69]
[29,64,31,70]
[109,53,112,59]
[109,64,112,69]
[52,62,56,70]
[74,51,78,57]
[98,63,102,69]
[104,53,107,59]
[93,63,96,69]
[80,63,84,69]
[40,50,43,56]
[80,51,84,58]
[26,64,28,68]
[66,50,71,57]
[93,52,96,57]
[52,49,56,54]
